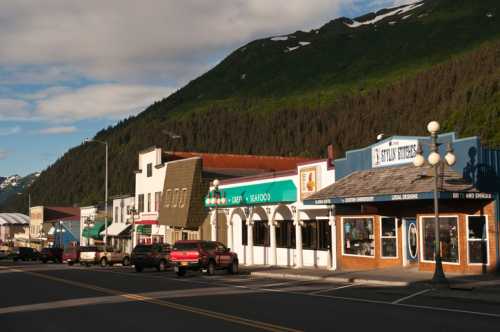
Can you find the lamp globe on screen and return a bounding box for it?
[427,121,440,134]
[445,152,456,166]
[428,151,441,166]
[413,154,425,167]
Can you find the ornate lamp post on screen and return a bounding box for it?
[206,179,226,241]
[414,121,456,285]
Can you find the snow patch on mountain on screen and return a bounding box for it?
[346,2,424,28]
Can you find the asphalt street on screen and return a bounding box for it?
[1,261,499,332]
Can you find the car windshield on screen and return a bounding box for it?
[133,245,152,253]
[173,242,198,251]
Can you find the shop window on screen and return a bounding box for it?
[317,219,330,250]
[343,218,374,256]
[467,216,488,264]
[254,220,269,246]
[242,220,247,245]
[276,220,295,248]
[138,194,144,213]
[147,163,152,177]
[381,217,397,258]
[422,217,459,263]
[302,220,318,250]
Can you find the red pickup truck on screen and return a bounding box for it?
[170,240,238,277]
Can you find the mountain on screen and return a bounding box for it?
[0,173,40,205]
[1,0,499,212]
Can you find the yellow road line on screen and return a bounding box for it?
[8,268,302,332]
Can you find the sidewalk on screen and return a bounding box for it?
[241,265,500,288]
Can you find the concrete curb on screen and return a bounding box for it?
[250,271,411,287]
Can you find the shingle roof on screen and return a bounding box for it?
[307,164,479,201]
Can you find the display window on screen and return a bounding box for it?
[342,217,374,257]
[380,217,397,258]
[467,216,488,264]
[276,220,295,248]
[242,220,269,246]
[421,216,459,263]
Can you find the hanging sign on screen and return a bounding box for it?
[371,139,418,168]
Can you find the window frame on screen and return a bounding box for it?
[138,194,144,213]
[341,216,375,258]
[466,215,489,265]
[146,163,153,177]
[380,217,398,259]
[419,215,460,265]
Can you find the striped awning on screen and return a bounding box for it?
[0,213,29,226]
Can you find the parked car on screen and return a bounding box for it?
[79,246,105,266]
[11,247,40,261]
[40,247,64,263]
[131,243,171,272]
[63,246,81,266]
[0,248,12,260]
[99,249,131,267]
[170,240,238,277]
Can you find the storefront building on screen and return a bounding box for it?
[108,196,135,252]
[305,132,500,273]
[205,157,336,268]
[0,213,29,246]
[30,206,80,249]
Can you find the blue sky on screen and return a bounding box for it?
[0,0,407,176]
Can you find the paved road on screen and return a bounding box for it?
[1,261,499,331]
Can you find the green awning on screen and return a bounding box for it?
[82,222,105,239]
[137,225,151,235]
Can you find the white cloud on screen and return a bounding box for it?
[0,126,21,136]
[0,98,32,121]
[35,84,173,122]
[38,126,77,135]
[0,1,346,85]
[0,149,8,160]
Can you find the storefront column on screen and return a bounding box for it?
[210,210,217,241]
[294,210,303,268]
[329,208,337,271]
[227,219,233,251]
[269,220,277,266]
[246,219,254,266]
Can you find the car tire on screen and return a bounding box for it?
[135,265,143,273]
[228,260,239,274]
[156,260,166,272]
[122,257,130,266]
[176,268,186,277]
[42,259,47,264]
[85,263,91,267]
[207,260,216,276]
[68,261,74,266]
[13,258,18,262]
[100,258,108,267]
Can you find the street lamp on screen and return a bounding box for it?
[414,120,456,285]
[206,179,226,241]
[84,138,109,250]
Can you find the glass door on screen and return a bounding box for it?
[405,218,418,264]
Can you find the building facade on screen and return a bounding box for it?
[0,213,29,246]
[305,132,500,274]
[30,206,80,249]
[109,196,135,252]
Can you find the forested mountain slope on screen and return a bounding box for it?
[2,0,499,212]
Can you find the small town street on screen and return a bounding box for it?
[1,261,499,332]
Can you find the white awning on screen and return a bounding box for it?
[100,223,131,237]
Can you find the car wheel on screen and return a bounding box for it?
[42,259,47,264]
[122,257,130,266]
[86,263,91,267]
[135,265,143,273]
[68,261,74,266]
[100,258,108,267]
[176,268,186,277]
[13,258,18,262]
[228,260,239,274]
[156,260,166,272]
[207,260,216,276]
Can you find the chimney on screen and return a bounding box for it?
[327,144,335,165]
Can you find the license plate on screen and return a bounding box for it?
[181,262,188,266]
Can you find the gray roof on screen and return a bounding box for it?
[0,213,29,226]
[307,164,479,201]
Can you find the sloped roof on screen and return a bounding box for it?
[0,213,29,225]
[43,207,80,222]
[306,164,480,202]
[165,151,312,172]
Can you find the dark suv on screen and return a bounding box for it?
[170,240,238,277]
[11,247,39,261]
[131,243,171,272]
[40,247,64,263]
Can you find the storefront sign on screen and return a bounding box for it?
[205,180,297,207]
[299,167,319,200]
[371,139,418,168]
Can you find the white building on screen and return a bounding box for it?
[133,147,167,247]
[109,195,135,252]
[206,158,336,269]
[0,213,29,246]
